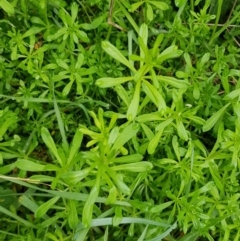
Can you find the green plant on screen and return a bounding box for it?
[1,0,240,240]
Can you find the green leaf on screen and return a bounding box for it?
[178,231,199,241]
[63,80,74,96]
[156,118,173,131]
[22,27,45,38]
[137,113,163,122]
[148,129,163,154]
[0,116,18,140]
[111,162,153,172]
[0,206,36,228]
[106,167,130,194]
[108,126,119,145]
[15,159,45,172]
[102,41,136,72]
[82,172,101,227]
[61,168,92,185]
[185,115,205,125]
[175,0,187,7]
[96,77,134,88]
[0,0,14,15]
[107,186,117,204]
[183,53,192,68]
[139,23,148,63]
[71,2,78,23]
[0,175,132,207]
[142,80,166,111]
[199,53,210,68]
[137,225,148,241]
[52,81,68,147]
[41,127,63,166]
[31,16,45,26]
[75,30,89,42]
[156,76,188,88]
[157,46,183,63]
[176,119,188,141]
[141,123,154,140]
[67,128,83,165]
[75,217,172,231]
[172,136,180,161]
[152,34,164,57]
[138,36,149,63]
[147,222,177,241]
[114,154,143,163]
[39,0,46,9]
[80,13,107,30]
[224,88,240,100]
[146,3,153,22]
[150,201,173,213]
[112,123,139,151]
[208,160,224,193]
[202,103,230,132]
[56,59,69,70]
[127,80,141,120]
[149,1,169,10]
[68,200,78,229]
[75,53,84,69]
[35,196,60,218]
[0,163,16,174]
[130,2,144,12]
[113,206,122,226]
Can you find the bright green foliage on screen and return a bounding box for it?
[1,0,240,240]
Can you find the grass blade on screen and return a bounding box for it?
[0,206,36,228]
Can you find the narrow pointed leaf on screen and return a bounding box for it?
[35,196,60,218]
[148,129,163,154]
[202,103,230,132]
[0,206,36,228]
[82,176,100,227]
[224,88,240,100]
[102,41,136,72]
[176,119,188,141]
[142,80,166,111]
[56,59,69,70]
[67,128,83,165]
[114,154,143,163]
[127,80,141,120]
[0,0,14,15]
[96,77,134,88]
[156,76,188,88]
[61,168,92,185]
[149,1,169,10]
[111,162,153,172]
[41,127,63,166]
[15,159,45,172]
[112,123,139,151]
[106,167,130,194]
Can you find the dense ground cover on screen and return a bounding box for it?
[1,0,240,240]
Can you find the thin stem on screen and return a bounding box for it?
[117,0,139,33]
[190,0,194,12]
[108,0,125,31]
[182,22,240,28]
[209,8,240,45]
[77,0,93,23]
[226,0,238,22]
[211,0,223,43]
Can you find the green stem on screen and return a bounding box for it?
[77,0,93,23]
[117,0,139,33]
[211,0,223,43]
[209,7,240,45]
[190,0,194,12]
